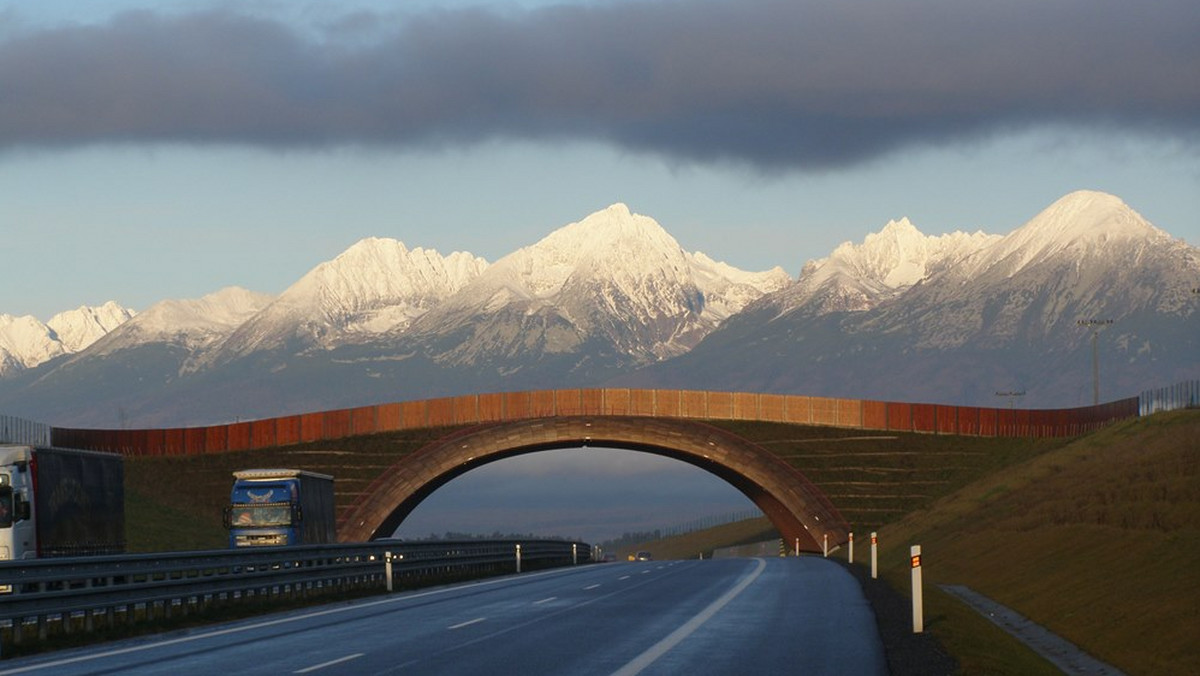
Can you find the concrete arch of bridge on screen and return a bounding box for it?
[339,416,849,553]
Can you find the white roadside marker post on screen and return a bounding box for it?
[848,532,854,564]
[572,543,578,566]
[870,532,878,579]
[516,544,522,574]
[911,545,924,633]
[823,533,829,558]
[385,551,394,593]
[794,537,800,557]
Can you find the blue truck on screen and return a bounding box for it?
[223,469,335,547]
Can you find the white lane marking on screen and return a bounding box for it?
[294,653,364,674]
[0,566,580,676]
[640,570,650,574]
[610,558,767,676]
[583,584,601,590]
[447,617,487,630]
[618,575,631,580]
[533,597,557,605]
[386,561,704,673]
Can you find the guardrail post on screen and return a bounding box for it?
[516,544,522,573]
[385,551,394,592]
[848,532,854,564]
[911,545,924,633]
[870,532,878,579]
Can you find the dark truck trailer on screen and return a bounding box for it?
[225,469,335,547]
[0,444,125,560]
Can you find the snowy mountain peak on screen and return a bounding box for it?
[960,190,1169,280]
[287,237,487,318]
[208,237,490,360]
[0,302,136,375]
[1012,190,1165,249]
[121,287,272,339]
[0,314,61,373]
[822,218,997,288]
[781,216,1000,315]
[47,301,137,353]
[499,204,687,299]
[408,203,792,367]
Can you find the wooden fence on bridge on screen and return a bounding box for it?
[48,388,1141,457]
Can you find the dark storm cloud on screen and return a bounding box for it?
[1,0,1197,168]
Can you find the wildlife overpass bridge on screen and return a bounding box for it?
[50,388,1137,552]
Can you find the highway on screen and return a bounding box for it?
[0,557,885,676]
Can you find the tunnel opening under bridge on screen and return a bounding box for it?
[338,416,849,553]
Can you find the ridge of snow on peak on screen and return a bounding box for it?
[285,236,488,326]
[113,287,271,341]
[780,217,999,315]
[501,203,685,299]
[409,203,792,366]
[865,189,1198,349]
[211,236,489,360]
[959,190,1169,280]
[0,314,61,374]
[47,301,137,353]
[0,302,136,375]
[481,202,787,320]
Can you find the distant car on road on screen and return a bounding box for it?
[635,551,653,561]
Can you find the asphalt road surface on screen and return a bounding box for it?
[0,557,886,675]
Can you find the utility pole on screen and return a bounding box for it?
[995,390,1025,410]
[1077,319,1113,405]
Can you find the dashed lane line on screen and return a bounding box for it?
[610,558,767,676]
[293,653,364,674]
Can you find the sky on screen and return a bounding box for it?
[1,0,1198,322]
[391,447,758,544]
[2,0,1198,542]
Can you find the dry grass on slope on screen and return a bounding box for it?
[876,410,1200,675]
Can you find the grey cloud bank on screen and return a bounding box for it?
[1,0,1197,168]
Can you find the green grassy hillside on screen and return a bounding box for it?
[123,426,460,551]
[709,420,1074,532]
[873,410,1199,675]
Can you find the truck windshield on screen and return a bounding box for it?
[229,503,292,527]
[0,486,12,529]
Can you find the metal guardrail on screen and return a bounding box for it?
[0,539,591,644]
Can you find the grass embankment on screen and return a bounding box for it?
[709,420,1074,534]
[872,409,1200,675]
[126,420,1071,552]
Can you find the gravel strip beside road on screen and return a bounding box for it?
[836,560,958,675]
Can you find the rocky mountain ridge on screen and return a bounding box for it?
[2,190,1196,426]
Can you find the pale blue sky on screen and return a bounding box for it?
[2,1,1198,320]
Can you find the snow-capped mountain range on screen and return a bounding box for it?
[1,191,1196,427]
[628,191,1199,405]
[393,204,790,369]
[1,302,134,375]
